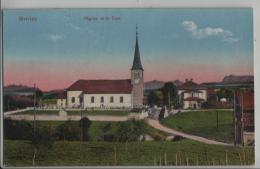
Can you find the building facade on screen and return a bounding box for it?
[57,28,144,109]
[177,79,207,109]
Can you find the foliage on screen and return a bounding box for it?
[216,88,234,101]
[4,118,33,140]
[161,110,234,143]
[55,120,81,141]
[161,82,178,107]
[32,125,54,149]
[79,117,92,141]
[4,139,254,166]
[147,91,160,106]
[116,119,147,142]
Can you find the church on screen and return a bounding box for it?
[57,29,144,109]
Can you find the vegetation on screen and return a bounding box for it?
[161,82,178,108]
[67,110,130,116]
[14,110,59,115]
[161,110,234,143]
[4,139,254,166]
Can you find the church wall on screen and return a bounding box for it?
[67,91,83,107]
[83,94,132,108]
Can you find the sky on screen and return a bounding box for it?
[3,8,253,91]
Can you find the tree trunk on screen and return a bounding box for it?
[32,147,37,166]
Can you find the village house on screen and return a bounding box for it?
[57,29,144,109]
[177,79,207,109]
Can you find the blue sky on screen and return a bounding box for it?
[3,8,253,90]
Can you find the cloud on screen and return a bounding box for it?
[48,34,66,42]
[182,21,239,43]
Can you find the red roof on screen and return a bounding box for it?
[178,80,206,90]
[67,79,132,94]
[184,97,205,101]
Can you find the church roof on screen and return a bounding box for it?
[131,27,144,71]
[67,79,132,94]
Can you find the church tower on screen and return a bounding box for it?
[131,25,144,108]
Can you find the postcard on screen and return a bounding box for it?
[2,8,254,167]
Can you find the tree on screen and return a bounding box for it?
[147,91,160,105]
[116,119,147,142]
[79,117,92,141]
[55,120,81,141]
[161,82,178,107]
[31,125,54,165]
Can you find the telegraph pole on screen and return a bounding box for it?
[33,84,36,139]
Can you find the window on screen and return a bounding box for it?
[71,97,75,103]
[100,96,104,103]
[91,96,95,103]
[120,96,123,103]
[110,96,114,103]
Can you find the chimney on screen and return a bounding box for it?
[185,78,188,82]
[190,78,193,82]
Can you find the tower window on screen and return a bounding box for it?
[91,96,95,103]
[120,96,124,103]
[110,96,114,103]
[71,97,75,103]
[100,96,104,103]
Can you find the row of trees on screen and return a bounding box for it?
[147,82,178,108]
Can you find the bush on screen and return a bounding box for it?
[116,119,147,142]
[79,117,92,141]
[4,118,33,140]
[55,120,81,141]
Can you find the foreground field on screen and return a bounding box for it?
[4,139,254,166]
[161,110,234,143]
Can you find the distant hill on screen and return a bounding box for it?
[144,80,165,90]
[4,84,37,96]
[173,80,184,87]
[222,75,254,84]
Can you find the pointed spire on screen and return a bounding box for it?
[131,25,144,71]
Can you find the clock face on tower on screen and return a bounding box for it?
[133,72,140,84]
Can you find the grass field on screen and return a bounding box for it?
[4,139,254,166]
[14,110,59,115]
[160,110,234,143]
[66,110,130,116]
[15,110,130,116]
[28,120,168,142]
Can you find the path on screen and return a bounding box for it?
[147,118,232,146]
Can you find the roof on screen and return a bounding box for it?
[184,97,205,101]
[182,90,203,94]
[178,80,206,90]
[131,30,143,70]
[67,79,132,94]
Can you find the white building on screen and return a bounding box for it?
[177,79,207,109]
[57,28,144,109]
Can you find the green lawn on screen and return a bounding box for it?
[66,110,130,116]
[14,110,130,116]
[160,110,234,143]
[14,110,59,115]
[4,139,254,166]
[28,120,168,142]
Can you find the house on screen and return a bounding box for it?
[57,28,144,109]
[177,79,207,109]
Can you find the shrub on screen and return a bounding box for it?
[55,120,81,141]
[116,119,147,142]
[4,118,33,140]
[79,117,92,141]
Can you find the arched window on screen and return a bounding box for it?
[100,96,104,103]
[120,96,123,103]
[110,96,114,103]
[91,96,95,103]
